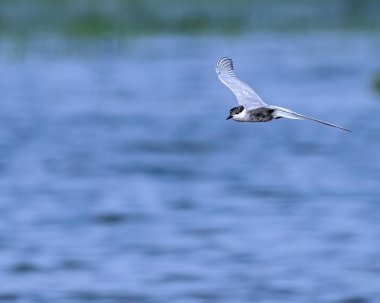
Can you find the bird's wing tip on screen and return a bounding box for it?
[216,57,234,75]
[216,57,233,67]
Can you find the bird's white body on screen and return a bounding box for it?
[216,57,350,132]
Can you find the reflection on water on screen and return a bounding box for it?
[1,34,380,302]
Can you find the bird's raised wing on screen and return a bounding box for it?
[216,57,267,110]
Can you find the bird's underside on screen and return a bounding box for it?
[247,108,277,122]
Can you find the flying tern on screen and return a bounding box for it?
[216,57,350,132]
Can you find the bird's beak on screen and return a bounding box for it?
[226,115,232,120]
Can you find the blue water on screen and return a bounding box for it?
[1,33,380,303]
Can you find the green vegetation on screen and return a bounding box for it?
[0,0,380,38]
[373,72,380,94]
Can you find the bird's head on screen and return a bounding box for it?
[226,106,244,120]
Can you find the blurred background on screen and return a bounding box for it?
[1,0,380,302]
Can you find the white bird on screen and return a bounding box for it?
[216,57,350,132]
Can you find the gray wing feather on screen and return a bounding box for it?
[216,57,267,110]
[270,106,351,132]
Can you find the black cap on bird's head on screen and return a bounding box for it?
[226,106,244,120]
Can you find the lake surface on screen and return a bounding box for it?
[1,33,380,303]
